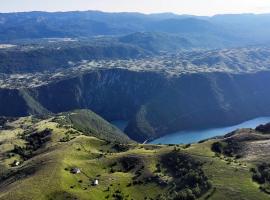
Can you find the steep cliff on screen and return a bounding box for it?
[1,69,270,142]
[0,88,49,117]
[0,89,29,116]
[126,72,270,141]
[27,69,165,120]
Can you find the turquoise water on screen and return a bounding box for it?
[150,117,270,144]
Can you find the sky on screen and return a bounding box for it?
[1,0,270,16]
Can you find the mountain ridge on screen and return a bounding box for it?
[1,10,270,47]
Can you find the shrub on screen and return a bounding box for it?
[251,163,270,193]
[12,129,52,160]
[211,140,241,158]
[160,151,211,200]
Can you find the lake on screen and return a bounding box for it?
[150,116,270,144]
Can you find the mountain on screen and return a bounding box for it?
[210,14,270,43]
[1,47,270,142]
[125,71,270,141]
[146,18,215,33]
[3,9,270,200]
[1,11,270,48]
[0,11,149,40]
[118,32,192,52]
[0,40,149,74]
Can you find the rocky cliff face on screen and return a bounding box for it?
[1,69,270,142]
[0,89,29,116]
[126,71,270,141]
[28,69,165,120]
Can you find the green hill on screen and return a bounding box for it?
[55,109,132,144]
[1,111,270,199]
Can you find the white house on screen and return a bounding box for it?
[12,161,20,167]
[93,179,99,186]
[71,168,81,174]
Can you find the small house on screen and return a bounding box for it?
[71,168,81,174]
[93,179,99,186]
[12,161,20,167]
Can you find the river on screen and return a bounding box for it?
[150,117,270,144]
[111,117,270,144]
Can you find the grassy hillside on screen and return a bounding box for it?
[55,109,131,143]
[1,112,270,199]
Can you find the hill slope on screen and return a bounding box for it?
[1,114,270,199]
[56,109,131,143]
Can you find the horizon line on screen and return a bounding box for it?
[1,9,270,17]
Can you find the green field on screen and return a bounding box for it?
[0,111,269,200]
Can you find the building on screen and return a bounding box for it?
[71,168,81,174]
[93,179,99,186]
[12,161,20,167]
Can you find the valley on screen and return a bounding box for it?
[1,10,270,200]
[2,44,270,142]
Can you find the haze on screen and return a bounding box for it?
[1,0,270,16]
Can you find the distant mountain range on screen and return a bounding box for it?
[1,11,270,48]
